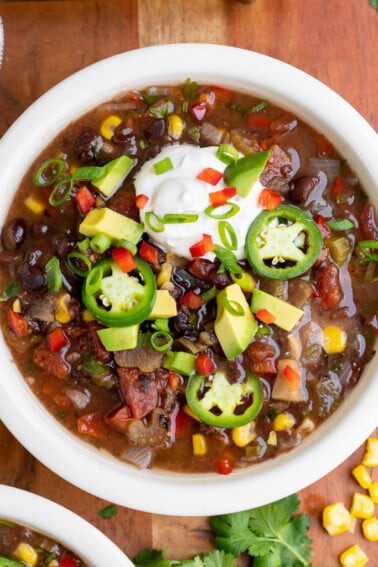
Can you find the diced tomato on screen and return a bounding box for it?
[315,215,332,238]
[283,364,301,385]
[139,240,159,264]
[112,247,136,273]
[7,309,28,337]
[190,101,207,121]
[246,113,271,128]
[209,187,237,207]
[210,85,232,103]
[77,412,106,439]
[197,167,223,186]
[179,290,206,310]
[257,188,282,210]
[189,234,215,258]
[75,185,96,215]
[216,455,234,475]
[105,405,132,434]
[59,554,79,567]
[135,193,149,209]
[255,308,276,325]
[195,353,215,377]
[315,132,334,155]
[332,176,344,197]
[48,327,68,352]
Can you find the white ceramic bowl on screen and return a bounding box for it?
[0,485,132,565]
[0,44,377,516]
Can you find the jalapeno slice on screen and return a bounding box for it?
[186,371,263,428]
[82,256,156,327]
[0,559,24,567]
[245,204,322,280]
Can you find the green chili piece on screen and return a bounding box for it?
[326,218,355,231]
[205,203,240,220]
[66,252,92,277]
[357,240,378,264]
[153,157,174,175]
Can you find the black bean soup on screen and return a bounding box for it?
[0,518,87,566]
[0,81,377,475]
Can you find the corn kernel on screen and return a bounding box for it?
[47,561,59,567]
[232,421,257,447]
[272,412,295,431]
[322,502,356,536]
[362,437,378,467]
[350,492,375,519]
[12,299,22,313]
[362,517,378,541]
[82,308,95,322]
[24,193,45,214]
[267,430,277,446]
[368,482,378,503]
[55,292,72,324]
[322,325,347,354]
[157,262,173,288]
[14,542,38,566]
[352,464,372,489]
[100,115,122,140]
[339,544,368,567]
[192,433,207,456]
[168,114,184,140]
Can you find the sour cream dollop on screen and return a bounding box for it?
[134,144,263,260]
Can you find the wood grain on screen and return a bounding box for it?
[0,1,377,565]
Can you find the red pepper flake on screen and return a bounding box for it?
[7,309,28,337]
[75,185,96,215]
[257,188,282,210]
[179,290,206,310]
[112,247,136,273]
[139,240,159,265]
[283,364,301,385]
[255,308,276,325]
[189,234,215,258]
[315,215,332,238]
[77,412,106,439]
[195,353,215,377]
[135,193,149,209]
[190,101,207,122]
[216,455,234,475]
[209,186,236,207]
[197,167,223,186]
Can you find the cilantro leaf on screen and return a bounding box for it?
[0,280,21,302]
[370,0,378,9]
[134,549,235,567]
[134,548,173,567]
[98,504,117,519]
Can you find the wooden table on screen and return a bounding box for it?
[0,1,377,565]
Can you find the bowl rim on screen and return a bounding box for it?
[0,43,377,516]
[0,484,132,565]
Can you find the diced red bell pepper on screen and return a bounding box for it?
[77,412,106,439]
[179,290,206,310]
[210,85,232,103]
[216,455,234,475]
[283,364,301,385]
[315,133,334,155]
[195,353,215,377]
[171,406,192,439]
[189,234,215,258]
[332,176,344,197]
[135,193,149,209]
[257,188,282,210]
[315,215,332,238]
[59,555,79,567]
[75,185,96,215]
[246,113,272,128]
[255,308,276,325]
[139,240,159,265]
[209,186,236,207]
[7,309,29,337]
[190,101,207,121]
[112,247,136,273]
[197,167,223,186]
[48,327,68,352]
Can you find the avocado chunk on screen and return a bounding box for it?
[92,155,134,198]
[214,283,258,361]
[223,150,271,197]
[97,324,139,351]
[147,290,177,319]
[251,288,303,332]
[163,351,196,375]
[79,207,143,244]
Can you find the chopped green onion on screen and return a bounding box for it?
[218,220,237,250]
[256,324,272,338]
[151,318,170,333]
[99,504,118,519]
[205,203,240,219]
[114,239,138,256]
[82,350,109,377]
[161,213,199,224]
[0,280,21,302]
[221,293,244,316]
[149,101,173,119]
[49,177,75,206]
[357,240,378,264]
[326,218,355,231]
[66,252,92,277]
[85,264,104,295]
[0,519,16,528]
[248,100,269,114]
[45,256,63,292]
[230,271,253,291]
[90,233,112,254]
[144,212,165,232]
[139,139,147,150]
[77,238,91,251]
[153,157,174,175]
[182,101,189,113]
[150,331,173,352]
[216,143,239,165]
[183,78,198,99]
[201,286,218,302]
[363,260,376,284]
[214,245,243,274]
[34,158,66,187]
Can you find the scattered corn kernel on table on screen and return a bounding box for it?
[0,1,377,565]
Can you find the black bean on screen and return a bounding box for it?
[147,119,165,139]
[2,218,26,250]
[20,263,46,292]
[289,176,319,203]
[31,221,49,240]
[73,128,103,164]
